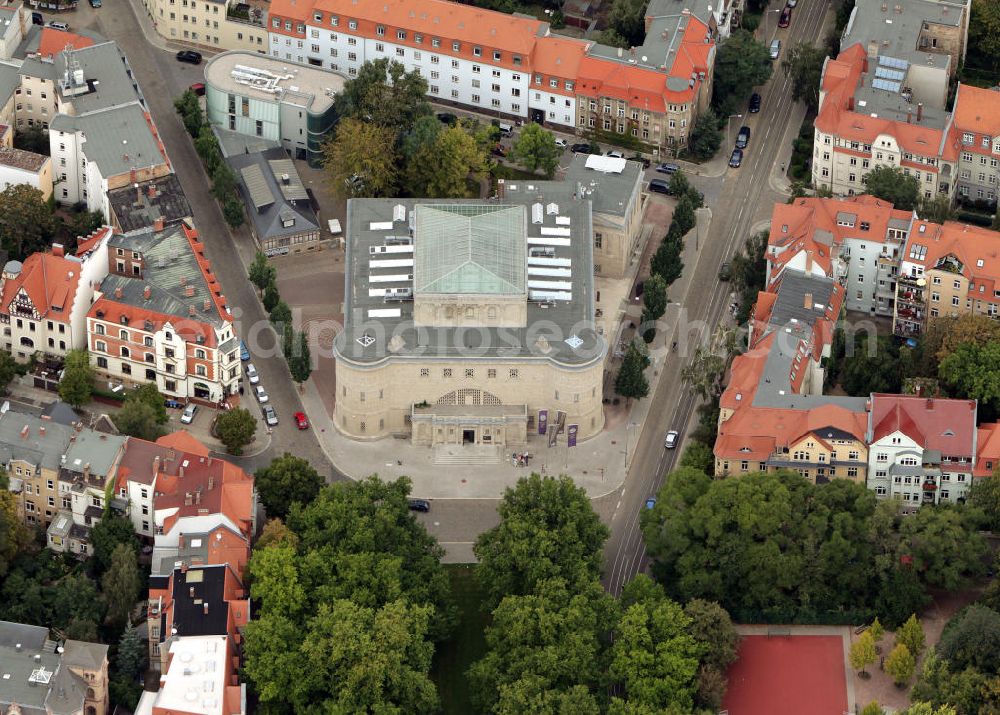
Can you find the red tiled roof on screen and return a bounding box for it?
[975,423,1000,478]
[157,429,211,457]
[953,84,1000,138]
[36,28,94,59]
[870,394,977,455]
[0,249,82,322]
[715,402,867,461]
[901,220,1000,303]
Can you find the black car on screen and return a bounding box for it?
[749,92,762,113]
[729,148,743,168]
[648,178,671,194]
[436,112,458,125]
[176,50,203,65]
[570,142,591,154]
[735,125,751,150]
[656,162,680,174]
[31,10,43,25]
[408,499,431,512]
[630,154,651,169]
[718,262,732,281]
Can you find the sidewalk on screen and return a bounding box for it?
[300,203,710,500]
[127,0,219,55]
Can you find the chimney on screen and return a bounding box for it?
[143,285,152,300]
[184,285,195,298]
[806,251,814,272]
[136,182,142,204]
[180,562,188,573]
[189,586,195,598]
[848,96,855,111]
[184,491,192,505]
[52,243,65,258]
[83,463,90,480]
[15,643,20,652]
[179,465,185,479]
[148,183,157,198]
[19,424,28,439]
[207,476,214,490]
[39,425,45,436]
[114,287,123,299]
[926,398,934,410]
[180,276,187,286]
[917,103,923,121]
[203,603,209,616]
[203,299,211,311]
[907,109,912,123]
[153,454,160,477]
[195,490,201,505]
[154,217,164,232]
[188,305,196,316]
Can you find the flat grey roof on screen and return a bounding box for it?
[227,148,319,242]
[842,0,963,74]
[268,158,308,201]
[62,430,126,479]
[852,72,950,127]
[50,102,167,177]
[0,411,75,472]
[108,175,192,233]
[204,50,345,115]
[214,127,282,158]
[0,62,20,105]
[562,153,643,218]
[55,41,144,114]
[335,194,603,366]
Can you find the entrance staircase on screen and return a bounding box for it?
[432,444,503,465]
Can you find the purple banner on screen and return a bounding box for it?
[567,424,578,447]
[538,409,548,436]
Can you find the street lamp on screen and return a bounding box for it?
[624,421,640,471]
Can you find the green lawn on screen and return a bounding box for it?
[432,564,490,714]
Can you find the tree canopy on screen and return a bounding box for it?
[615,341,650,401]
[58,349,94,408]
[606,0,647,47]
[215,407,257,455]
[322,118,399,198]
[334,58,431,136]
[0,184,57,259]
[688,108,723,162]
[938,604,1000,674]
[781,42,826,113]
[939,340,1000,411]
[510,123,561,178]
[712,31,773,116]
[408,124,487,197]
[254,453,324,520]
[862,165,921,210]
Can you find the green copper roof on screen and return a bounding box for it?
[414,204,527,295]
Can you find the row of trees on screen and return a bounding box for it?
[469,474,740,713]
[174,90,245,228]
[243,477,454,713]
[248,251,312,386]
[642,469,987,626]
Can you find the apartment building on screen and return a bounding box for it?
[0,621,109,715]
[139,0,269,53]
[86,220,241,403]
[136,635,245,715]
[866,393,977,508]
[266,0,714,149]
[0,231,113,362]
[0,412,75,529]
[0,146,51,199]
[952,83,1000,205]
[147,564,250,668]
[767,195,914,317]
[0,2,27,62]
[107,174,193,234]
[893,218,1000,336]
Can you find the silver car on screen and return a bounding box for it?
[180,404,198,424]
[254,385,269,403]
[263,405,278,427]
[245,363,260,385]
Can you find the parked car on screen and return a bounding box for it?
[629,154,651,169]
[89,0,102,8]
[648,178,671,194]
[180,404,198,424]
[770,39,782,60]
[240,340,250,361]
[735,125,751,150]
[263,405,278,427]
[46,20,69,31]
[570,142,592,154]
[164,398,184,409]
[606,150,625,159]
[31,11,43,25]
[176,50,203,65]
[645,497,657,510]
[656,162,680,175]
[664,430,679,449]
[245,363,260,385]
[491,143,507,158]
[408,499,431,512]
[786,0,797,6]
[554,138,568,148]
[729,148,744,168]
[254,385,269,403]
[294,411,309,430]
[189,82,206,96]
[436,112,457,125]
[496,122,514,136]
[718,261,732,281]
[778,6,791,27]
[749,92,762,113]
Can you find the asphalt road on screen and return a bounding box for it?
[601,0,834,595]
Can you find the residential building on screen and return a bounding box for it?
[0,3,27,62]
[0,411,75,529]
[107,174,193,233]
[146,564,250,668]
[951,84,1000,205]
[226,146,323,255]
[204,50,343,164]
[0,145,52,198]
[0,230,113,362]
[135,635,245,715]
[47,430,128,555]
[976,420,1000,479]
[767,195,914,317]
[86,220,241,403]
[866,393,977,507]
[139,0,269,54]
[334,193,604,447]
[266,0,714,149]
[0,620,109,715]
[893,218,1000,337]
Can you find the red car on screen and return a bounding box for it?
[778,6,791,27]
[189,82,206,96]
[294,411,309,430]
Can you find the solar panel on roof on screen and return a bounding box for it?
[874,66,905,81]
[878,55,909,70]
[872,78,902,93]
